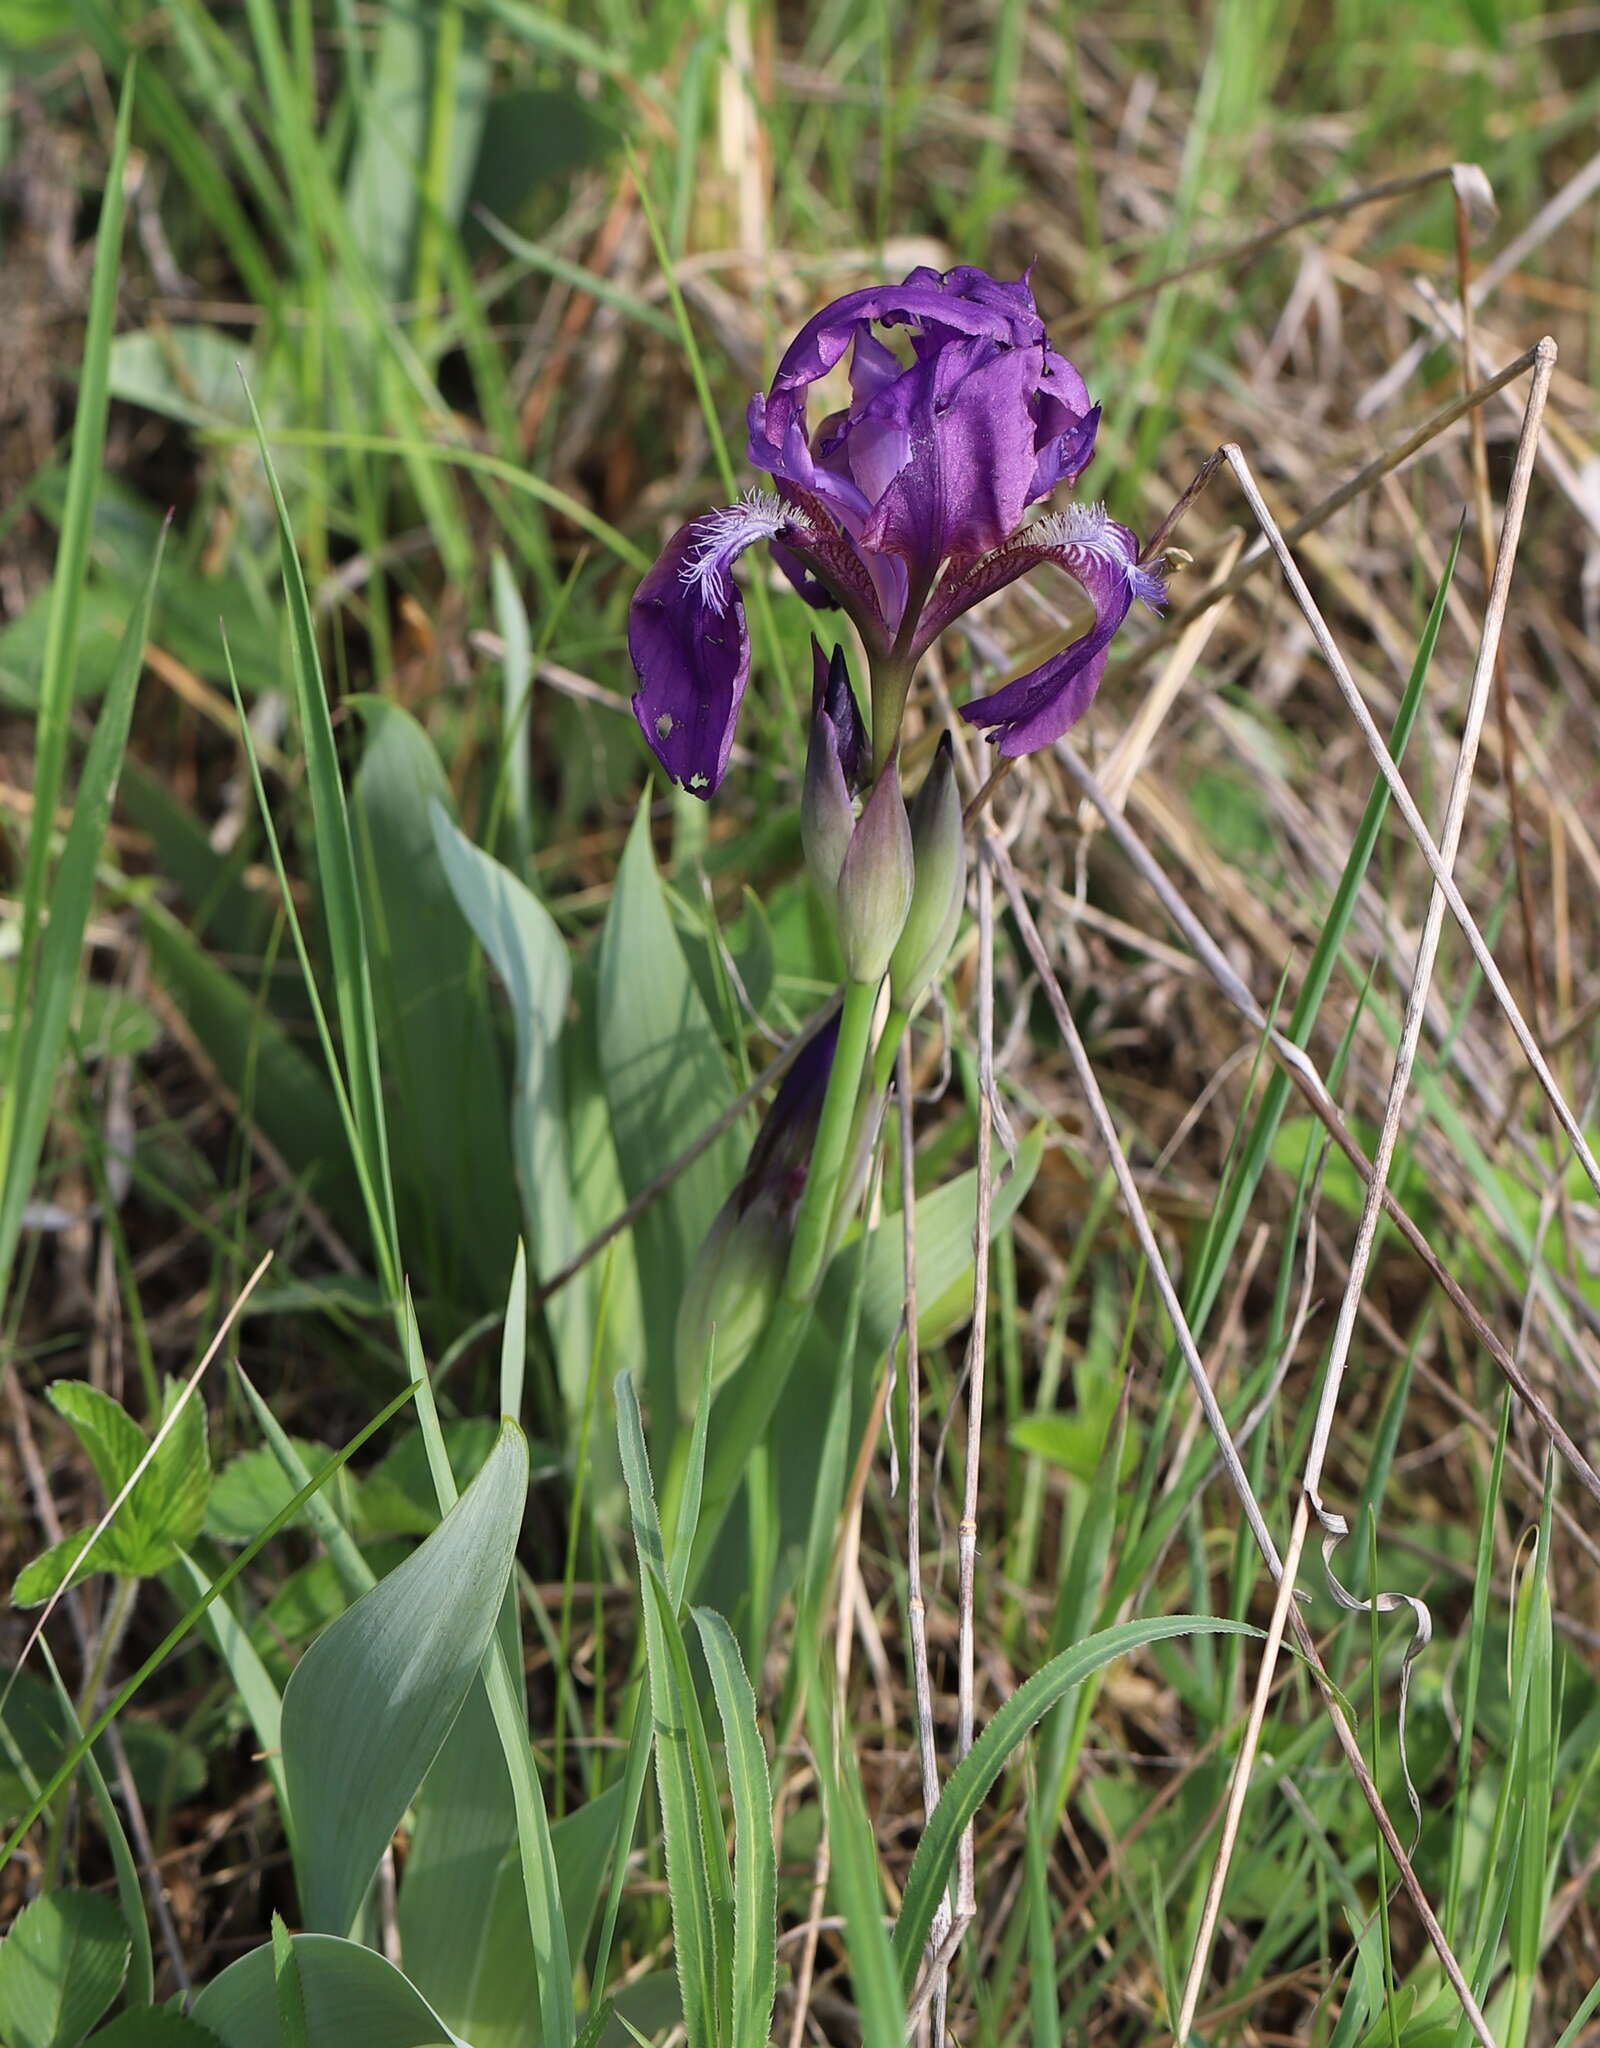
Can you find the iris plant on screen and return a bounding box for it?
[629,263,1164,793]
[639,267,1164,1548]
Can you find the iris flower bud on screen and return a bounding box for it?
[674,1188,787,1409]
[890,734,966,1010]
[835,750,913,985]
[674,1016,839,1408]
[801,641,865,898]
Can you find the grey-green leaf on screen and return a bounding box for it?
[191,1933,471,2048]
[0,1889,129,2048]
[429,803,589,1410]
[597,801,747,1407]
[352,703,517,1307]
[282,1418,529,1936]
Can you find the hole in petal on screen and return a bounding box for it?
[690,772,708,790]
[655,713,675,740]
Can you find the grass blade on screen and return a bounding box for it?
[892,1616,1258,1985]
[692,1608,777,2048]
[0,524,164,1312]
[239,377,400,1290]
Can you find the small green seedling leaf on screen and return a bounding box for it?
[0,1889,129,2048]
[12,1382,210,1603]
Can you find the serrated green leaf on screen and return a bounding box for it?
[13,1529,116,1608]
[14,1382,210,1597]
[149,1381,210,1552]
[204,1442,324,1545]
[0,1889,129,2048]
[50,1375,148,1502]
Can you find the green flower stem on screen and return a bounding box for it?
[785,975,880,1304]
[819,1003,913,1265]
[873,1005,911,1096]
[868,658,914,778]
[685,974,880,1589]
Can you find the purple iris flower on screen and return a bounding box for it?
[628,263,1164,794]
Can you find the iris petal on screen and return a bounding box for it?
[951,507,1164,756]
[627,497,786,796]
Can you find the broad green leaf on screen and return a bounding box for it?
[352,704,516,1308]
[400,1675,625,2048]
[430,804,589,1408]
[191,1934,470,2048]
[393,1271,573,2048]
[343,0,486,298]
[86,2012,225,2045]
[892,1617,1258,1983]
[0,1890,128,2048]
[106,326,257,431]
[282,1419,528,1936]
[597,801,747,1409]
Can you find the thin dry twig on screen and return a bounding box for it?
[955,860,999,1915]
[898,1030,948,2046]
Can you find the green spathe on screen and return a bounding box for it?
[674,1187,787,1413]
[835,753,913,985]
[890,734,966,1010]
